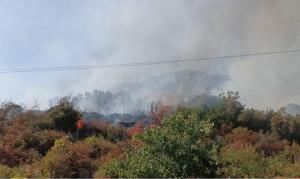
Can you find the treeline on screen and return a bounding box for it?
[75,90,144,114]
[1,92,300,177]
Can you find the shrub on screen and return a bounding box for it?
[47,98,80,133]
[0,164,25,178]
[224,127,259,149]
[29,130,65,155]
[264,151,300,177]
[95,151,179,178]
[0,146,40,167]
[150,102,173,125]
[0,119,41,167]
[219,145,266,177]
[255,132,288,156]
[98,112,218,178]
[31,138,70,177]
[81,120,128,142]
[127,120,144,138]
[204,91,244,127]
[219,145,300,177]
[238,109,273,132]
[32,136,115,178]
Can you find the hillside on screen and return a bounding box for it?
[116,70,228,96]
[286,103,300,115]
[1,92,300,178]
[115,70,228,105]
[75,70,228,114]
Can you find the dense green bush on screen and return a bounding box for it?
[31,136,115,178]
[219,142,300,177]
[28,130,65,155]
[31,137,70,177]
[264,151,300,177]
[0,164,25,178]
[219,145,266,177]
[205,91,244,127]
[47,98,80,133]
[98,112,219,178]
[238,108,273,132]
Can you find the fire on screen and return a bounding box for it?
[76,118,85,129]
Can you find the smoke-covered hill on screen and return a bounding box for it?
[114,70,228,104]
[286,103,300,116]
[76,70,228,114]
[116,70,228,95]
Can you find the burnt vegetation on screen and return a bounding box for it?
[1,92,300,177]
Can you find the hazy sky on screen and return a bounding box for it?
[0,0,300,109]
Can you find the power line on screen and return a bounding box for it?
[1,49,300,74]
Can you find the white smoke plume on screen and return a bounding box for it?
[1,0,300,110]
[82,0,300,109]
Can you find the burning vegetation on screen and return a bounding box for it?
[1,92,300,177]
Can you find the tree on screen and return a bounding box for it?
[98,112,219,178]
[219,145,266,177]
[47,97,80,133]
[204,91,244,128]
[269,109,300,142]
[238,108,273,132]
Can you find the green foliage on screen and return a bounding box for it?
[27,130,65,155]
[203,91,244,128]
[96,150,179,178]
[219,145,266,177]
[34,137,71,177]
[0,164,25,178]
[219,145,300,178]
[32,136,115,178]
[47,98,80,133]
[1,91,300,177]
[99,112,218,178]
[238,108,273,132]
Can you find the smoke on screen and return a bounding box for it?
[222,0,300,109]
[1,0,300,110]
[79,0,232,91]
[80,0,300,109]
